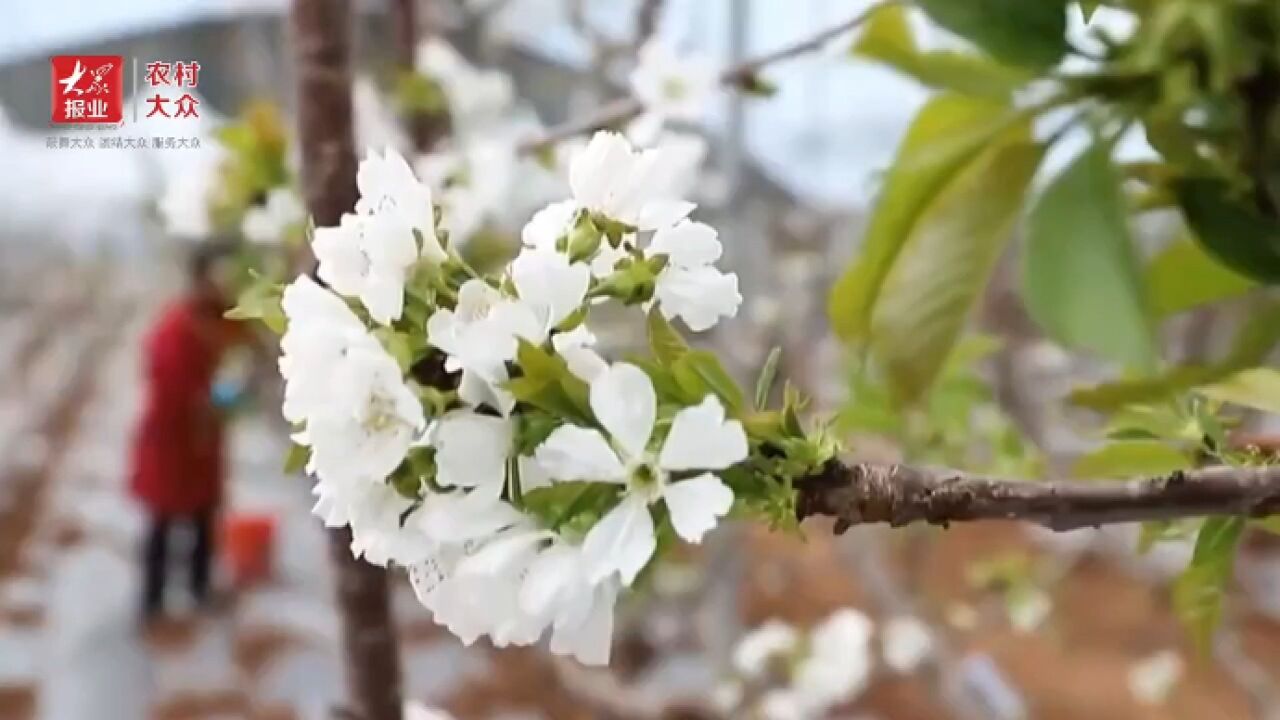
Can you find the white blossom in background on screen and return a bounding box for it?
[629,39,719,126]
[415,38,515,133]
[404,701,456,720]
[241,187,305,245]
[157,150,222,239]
[726,609,875,719]
[733,619,799,677]
[1128,650,1183,705]
[535,364,747,585]
[1008,587,1052,633]
[882,615,934,674]
[354,76,409,152]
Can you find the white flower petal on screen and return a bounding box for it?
[551,580,618,666]
[658,396,748,471]
[511,248,590,331]
[648,220,722,268]
[456,529,547,578]
[534,426,627,482]
[522,200,578,249]
[518,543,579,618]
[654,265,741,332]
[581,493,656,585]
[662,473,733,543]
[432,411,511,491]
[589,363,656,461]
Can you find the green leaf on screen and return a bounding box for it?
[1199,368,1280,415]
[1071,302,1280,411]
[1024,143,1155,370]
[916,0,1069,68]
[646,307,689,366]
[1174,516,1244,654]
[373,328,415,374]
[829,94,1018,343]
[754,346,782,410]
[853,4,1031,98]
[1078,0,1102,22]
[869,130,1043,405]
[1176,178,1280,283]
[671,351,746,417]
[283,442,311,474]
[1147,235,1256,317]
[226,277,285,334]
[1071,440,1191,479]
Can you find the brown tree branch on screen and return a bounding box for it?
[517,5,881,154]
[293,1,405,719]
[796,462,1280,532]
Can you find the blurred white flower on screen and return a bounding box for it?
[403,701,455,720]
[241,187,305,245]
[629,39,718,124]
[1128,650,1183,705]
[733,619,799,677]
[792,607,873,710]
[647,219,741,331]
[535,364,746,585]
[1009,588,1052,633]
[414,38,514,132]
[882,615,934,674]
[426,279,520,400]
[157,151,221,239]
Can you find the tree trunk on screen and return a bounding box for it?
[291,1,404,718]
[390,0,449,152]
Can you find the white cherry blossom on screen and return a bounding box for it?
[506,246,590,342]
[303,341,425,484]
[647,219,742,331]
[430,409,512,495]
[241,187,305,245]
[355,147,443,260]
[534,363,747,584]
[568,132,694,231]
[278,276,380,425]
[313,211,418,324]
[629,39,719,124]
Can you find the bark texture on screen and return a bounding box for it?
[796,461,1280,532]
[292,1,403,718]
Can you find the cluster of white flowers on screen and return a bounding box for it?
[278,130,746,665]
[718,608,876,719]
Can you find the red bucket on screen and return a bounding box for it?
[221,513,275,587]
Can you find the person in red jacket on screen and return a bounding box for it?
[130,242,247,620]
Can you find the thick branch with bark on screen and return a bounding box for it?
[293,1,404,719]
[796,461,1280,532]
[517,6,880,154]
